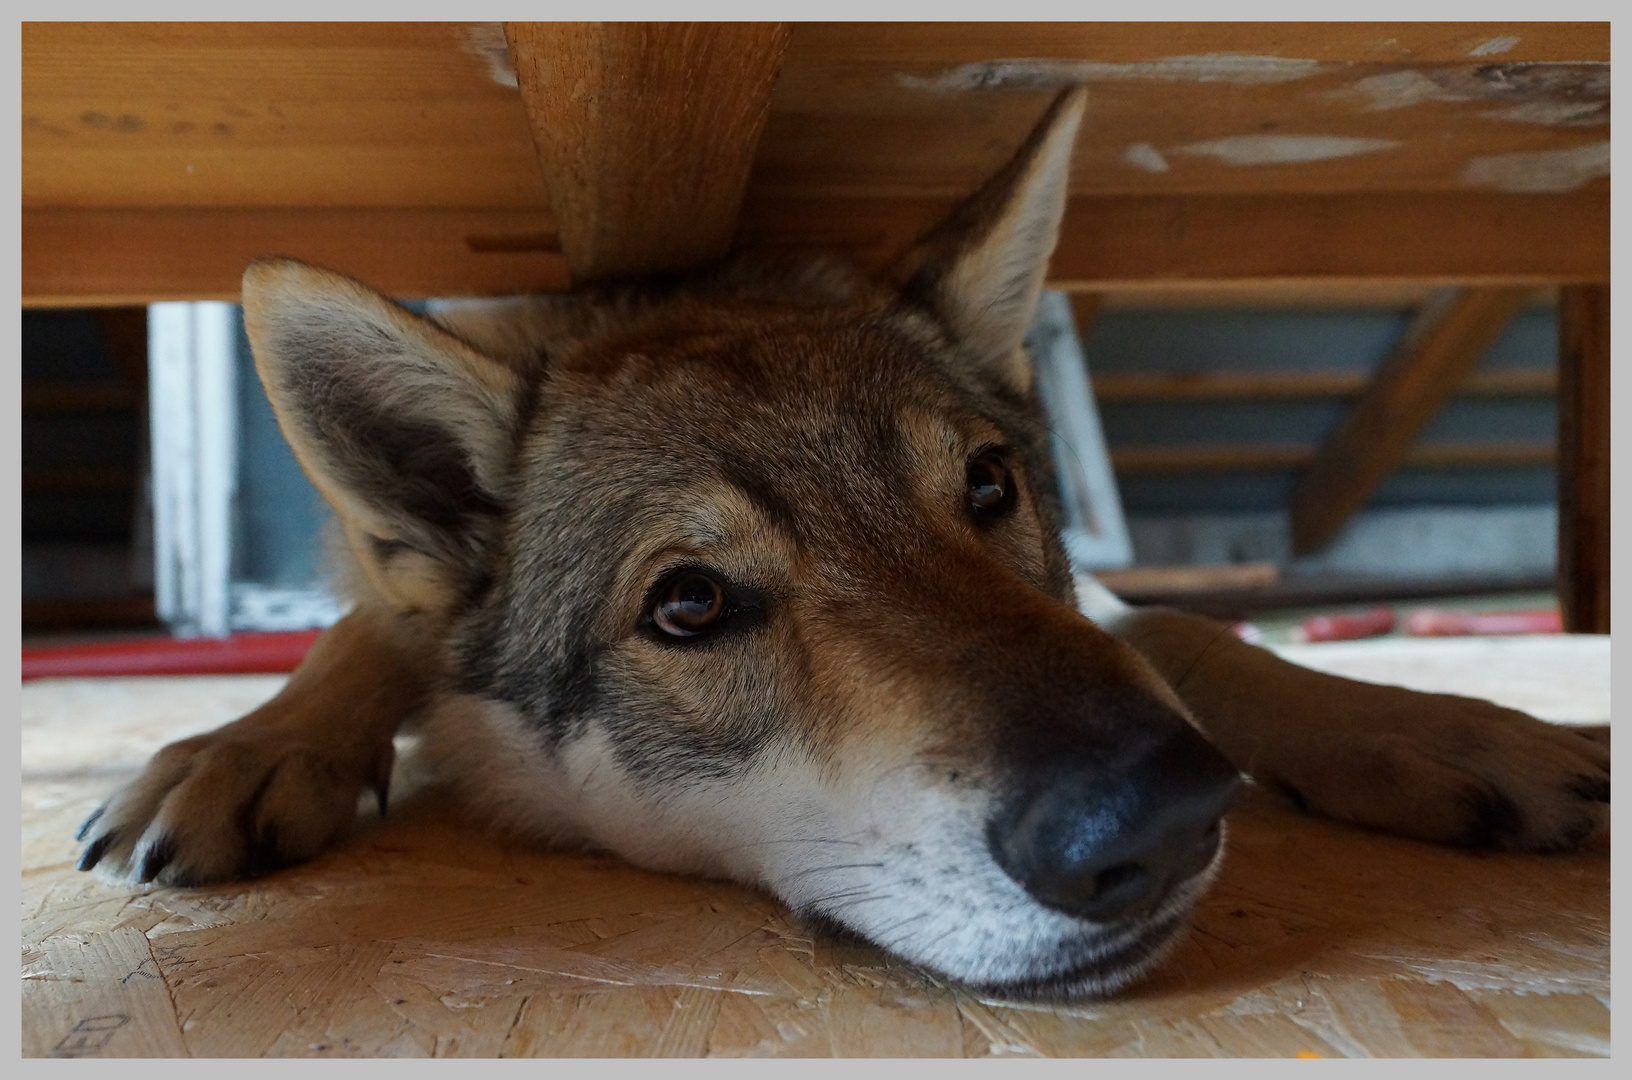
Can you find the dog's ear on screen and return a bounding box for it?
[242,258,527,616]
[891,86,1086,393]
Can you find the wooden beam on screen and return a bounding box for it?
[21,208,568,306]
[1557,284,1610,633]
[1287,287,1532,554]
[1112,440,1554,474]
[20,192,1606,307]
[504,23,789,282]
[1091,368,1556,402]
[1045,194,1609,288]
[786,22,1609,64]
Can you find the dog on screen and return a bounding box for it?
[74,88,1608,1000]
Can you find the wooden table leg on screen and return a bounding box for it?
[1557,284,1610,633]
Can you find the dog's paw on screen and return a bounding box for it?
[75,727,393,886]
[1260,686,1609,852]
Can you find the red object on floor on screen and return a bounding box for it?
[1404,608,1564,637]
[21,629,323,681]
[1297,607,1397,643]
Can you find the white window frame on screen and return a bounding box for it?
[147,302,342,637]
[1030,291,1134,571]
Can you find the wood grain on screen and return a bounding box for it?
[23,25,1608,212]
[1556,284,1610,634]
[505,23,790,281]
[20,643,1609,1057]
[22,208,568,306]
[782,23,1609,64]
[23,193,1605,307]
[1288,287,1532,554]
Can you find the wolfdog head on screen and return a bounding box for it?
[242,88,1241,999]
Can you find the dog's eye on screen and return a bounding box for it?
[967,452,1014,516]
[652,573,727,638]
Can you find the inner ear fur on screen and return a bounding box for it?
[241,258,527,616]
[892,86,1086,393]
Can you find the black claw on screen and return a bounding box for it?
[77,831,117,872]
[371,745,394,818]
[74,804,106,843]
[136,838,174,884]
[1570,776,1611,803]
[1455,786,1525,849]
[1266,778,1309,814]
[243,822,285,880]
[1556,815,1599,850]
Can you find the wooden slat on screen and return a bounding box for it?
[21,208,568,306]
[1097,283,1559,310]
[22,191,1605,307]
[785,22,1609,64]
[1045,194,1608,287]
[22,23,544,212]
[1557,284,1610,634]
[1112,440,1554,474]
[24,24,1608,213]
[1287,288,1533,553]
[1091,368,1557,402]
[505,23,790,282]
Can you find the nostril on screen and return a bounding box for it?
[1091,861,1148,907]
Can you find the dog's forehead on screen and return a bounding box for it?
[543,307,1000,480]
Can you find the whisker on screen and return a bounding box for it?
[777,861,887,883]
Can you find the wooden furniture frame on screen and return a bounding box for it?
[21,22,1609,629]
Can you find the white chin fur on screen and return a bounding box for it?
[412,691,1212,995]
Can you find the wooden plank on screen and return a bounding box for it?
[24,24,1609,214]
[23,23,544,211]
[21,193,1606,307]
[1097,283,1558,310]
[1112,440,1554,474]
[1287,288,1532,554]
[1091,368,1556,402]
[784,22,1609,64]
[1045,194,1609,287]
[1557,285,1610,634]
[22,208,568,306]
[504,23,789,281]
[20,651,1610,1057]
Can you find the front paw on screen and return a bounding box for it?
[75,727,393,887]
[1259,688,1609,852]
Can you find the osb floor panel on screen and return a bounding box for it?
[22,636,1610,1058]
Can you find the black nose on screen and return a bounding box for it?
[987,723,1242,923]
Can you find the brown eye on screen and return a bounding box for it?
[967,452,1013,515]
[652,573,726,638]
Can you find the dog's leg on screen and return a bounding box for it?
[1077,576,1609,851]
[74,604,435,885]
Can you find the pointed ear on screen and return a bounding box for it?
[892,86,1086,392]
[242,258,528,616]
